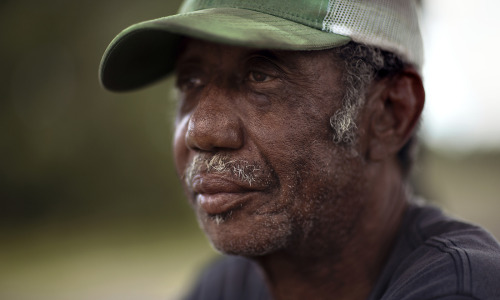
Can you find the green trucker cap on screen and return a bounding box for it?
[99,0,423,92]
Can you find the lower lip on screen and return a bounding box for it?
[197,192,255,215]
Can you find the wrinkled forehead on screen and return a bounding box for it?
[175,37,345,75]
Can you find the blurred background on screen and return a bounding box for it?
[1,0,499,299]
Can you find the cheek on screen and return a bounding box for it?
[173,115,190,178]
[256,118,330,200]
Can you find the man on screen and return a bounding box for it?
[99,0,500,299]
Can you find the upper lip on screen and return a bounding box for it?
[191,174,265,195]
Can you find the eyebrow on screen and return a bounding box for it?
[245,49,303,73]
[248,50,279,60]
[175,43,307,76]
[176,49,282,69]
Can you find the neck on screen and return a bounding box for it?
[254,161,409,300]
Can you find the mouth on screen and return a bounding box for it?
[192,175,265,215]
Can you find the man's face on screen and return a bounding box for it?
[173,39,367,257]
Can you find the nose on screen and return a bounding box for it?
[185,87,244,152]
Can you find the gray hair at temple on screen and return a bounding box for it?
[330,41,416,177]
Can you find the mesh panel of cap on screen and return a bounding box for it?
[322,0,423,68]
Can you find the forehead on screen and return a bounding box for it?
[175,38,344,74]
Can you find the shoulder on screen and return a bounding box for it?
[183,255,270,300]
[380,203,500,300]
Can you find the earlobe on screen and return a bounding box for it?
[368,68,425,161]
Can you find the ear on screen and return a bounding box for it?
[366,68,425,161]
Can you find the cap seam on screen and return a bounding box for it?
[193,4,323,29]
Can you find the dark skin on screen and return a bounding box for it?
[173,39,425,300]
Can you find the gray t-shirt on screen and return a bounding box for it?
[184,202,500,300]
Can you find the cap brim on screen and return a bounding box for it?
[99,7,350,92]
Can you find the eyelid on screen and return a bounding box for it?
[245,56,285,76]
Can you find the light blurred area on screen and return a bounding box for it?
[421,0,500,151]
[417,0,500,248]
[0,0,499,299]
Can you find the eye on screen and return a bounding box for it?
[185,77,203,90]
[177,75,204,92]
[248,71,274,83]
[175,62,206,92]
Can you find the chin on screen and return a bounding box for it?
[199,210,293,257]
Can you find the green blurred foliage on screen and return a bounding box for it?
[0,0,187,228]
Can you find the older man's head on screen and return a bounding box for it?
[100,0,424,173]
[100,1,425,298]
[170,37,423,258]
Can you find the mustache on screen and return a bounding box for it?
[184,153,266,187]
